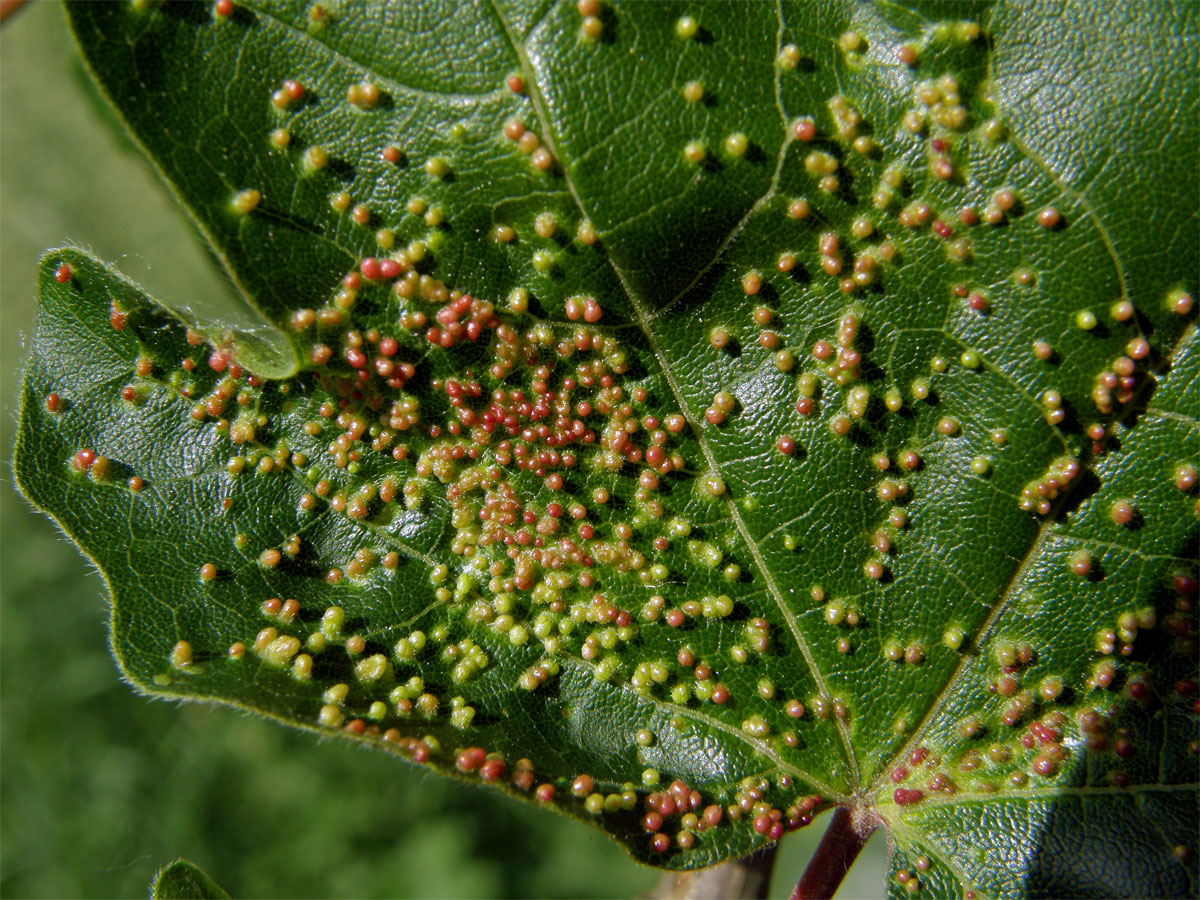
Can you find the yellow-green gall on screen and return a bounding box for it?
[683,141,707,164]
[231,188,261,215]
[723,132,749,157]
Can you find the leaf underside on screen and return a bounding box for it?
[14,1,1199,897]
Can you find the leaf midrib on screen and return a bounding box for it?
[556,656,847,802]
[903,781,1200,810]
[485,0,864,790]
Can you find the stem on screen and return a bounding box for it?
[790,807,875,900]
[645,845,778,900]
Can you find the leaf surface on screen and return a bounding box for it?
[152,859,232,900]
[15,1,1199,896]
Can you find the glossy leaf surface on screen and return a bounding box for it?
[15,2,1199,896]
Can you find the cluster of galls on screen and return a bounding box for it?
[728,777,823,844]
[82,0,1198,876]
[1164,572,1199,665]
[58,283,291,491]
[892,851,939,897]
[821,590,866,655]
[641,778,725,853]
[1018,456,1081,516]
[140,177,847,818]
[68,447,112,480]
[901,571,1199,805]
[1095,606,1157,658]
[218,583,826,855]
[986,639,1041,728]
[642,774,825,854]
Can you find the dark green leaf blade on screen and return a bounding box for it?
[15,1,1199,895]
[15,246,790,868]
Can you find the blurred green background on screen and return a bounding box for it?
[0,4,884,897]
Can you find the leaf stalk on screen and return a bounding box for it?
[790,807,876,900]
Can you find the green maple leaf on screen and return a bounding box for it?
[13,1,1199,897]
